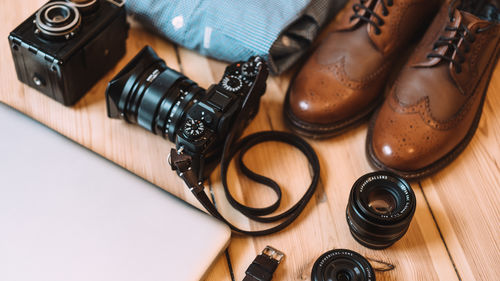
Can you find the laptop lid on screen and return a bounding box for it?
[0,103,230,281]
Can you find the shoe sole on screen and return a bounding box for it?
[365,42,500,180]
[283,81,384,139]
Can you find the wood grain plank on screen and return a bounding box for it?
[420,64,500,281]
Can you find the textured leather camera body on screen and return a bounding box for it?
[8,0,128,106]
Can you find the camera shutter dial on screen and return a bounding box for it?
[241,61,259,77]
[183,119,205,139]
[221,75,243,92]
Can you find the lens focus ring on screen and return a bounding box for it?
[346,171,416,249]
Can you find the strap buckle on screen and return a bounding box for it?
[262,246,285,264]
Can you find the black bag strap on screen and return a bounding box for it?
[169,130,320,236]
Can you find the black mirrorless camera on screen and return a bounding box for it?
[8,0,128,105]
[106,46,268,180]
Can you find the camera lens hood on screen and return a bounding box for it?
[106,46,167,121]
[346,171,416,249]
[312,249,375,281]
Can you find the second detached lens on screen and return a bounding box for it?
[346,171,416,249]
[312,249,375,281]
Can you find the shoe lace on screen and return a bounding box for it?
[427,2,493,74]
[350,0,394,35]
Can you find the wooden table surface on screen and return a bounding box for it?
[1,1,499,280]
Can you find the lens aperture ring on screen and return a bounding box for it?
[346,209,410,249]
[164,81,201,141]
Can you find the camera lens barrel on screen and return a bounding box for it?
[312,249,375,281]
[346,171,416,249]
[106,46,203,142]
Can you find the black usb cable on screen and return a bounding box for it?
[242,246,284,281]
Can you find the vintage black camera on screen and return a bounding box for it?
[8,0,129,106]
[106,46,268,180]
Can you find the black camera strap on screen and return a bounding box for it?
[169,130,320,236]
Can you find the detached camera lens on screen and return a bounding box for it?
[346,171,416,249]
[312,249,375,281]
[35,1,81,40]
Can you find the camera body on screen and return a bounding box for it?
[174,57,266,170]
[8,0,128,106]
[106,46,268,180]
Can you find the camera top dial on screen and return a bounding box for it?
[241,57,263,86]
[241,60,260,77]
[221,75,243,92]
[183,118,206,139]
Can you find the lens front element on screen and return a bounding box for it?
[35,1,81,40]
[367,188,397,215]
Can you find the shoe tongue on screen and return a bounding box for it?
[458,8,494,28]
[459,10,482,25]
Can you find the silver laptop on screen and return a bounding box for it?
[0,103,230,281]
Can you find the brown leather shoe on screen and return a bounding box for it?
[367,0,500,179]
[284,0,439,138]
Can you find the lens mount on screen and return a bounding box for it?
[35,1,81,40]
[312,249,375,281]
[346,171,416,249]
